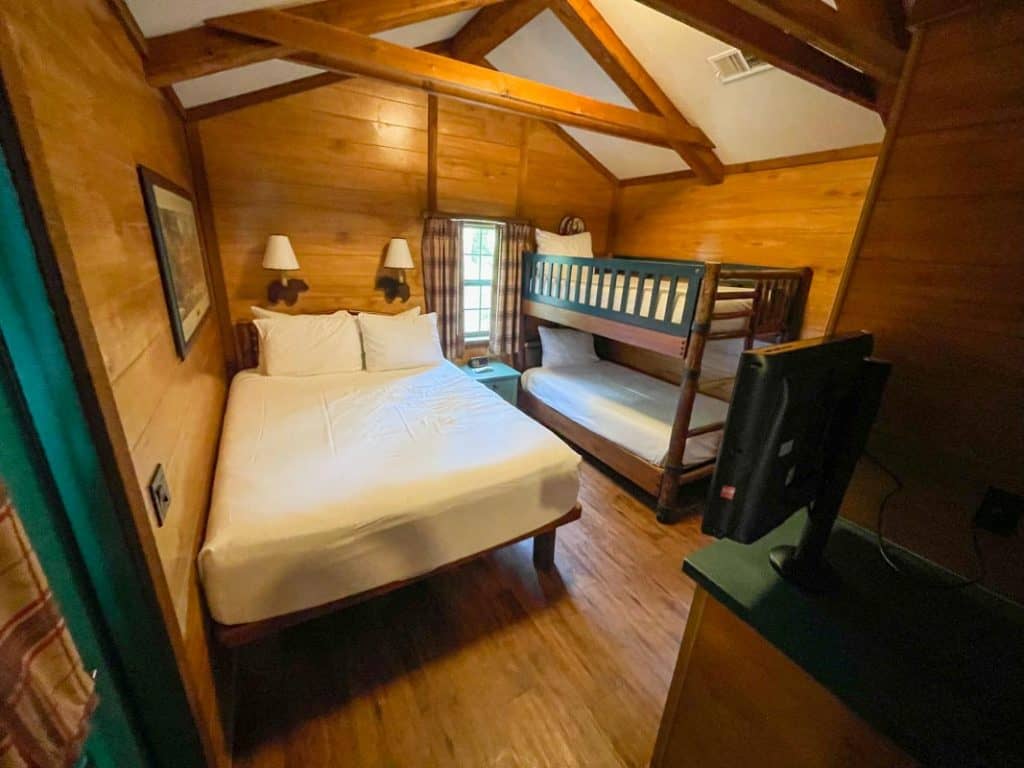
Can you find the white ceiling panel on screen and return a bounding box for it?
[373,10,478,48]
[173,59,323,108]
[562,129,688,178]
[490,10,633,108]
[588,0,884,167]
[490,10,681,178]
[124,0,304,37]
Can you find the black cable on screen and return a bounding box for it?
[863,451,986,590]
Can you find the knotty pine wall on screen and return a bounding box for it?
[605,156,876,382]
[832,1,1024,602]
[197,80,616,325]
[0,0,229,764]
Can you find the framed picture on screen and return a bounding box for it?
[138,166,212,359]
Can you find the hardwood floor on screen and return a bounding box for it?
[232,460,712,767]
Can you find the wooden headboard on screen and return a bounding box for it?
[234,307,420,371]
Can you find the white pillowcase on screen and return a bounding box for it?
[538,326,599,368]
[535,229,593,259]
[358,306,421,320]
[254,313,363,376]
[251,306,420,319]
[358,312,444,371]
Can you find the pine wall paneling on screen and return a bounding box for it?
[0,0,229,764]
[831,0,1024,602]
[197,80,617,326]
[606,156,876,382]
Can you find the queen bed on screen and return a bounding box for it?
[200,313,581,646]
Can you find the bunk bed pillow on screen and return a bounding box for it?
[538,327,599,368]
[254,313,363,376]
[359,312,444,371]
[535,229,593,259]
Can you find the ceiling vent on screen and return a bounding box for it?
[707,49,772,83]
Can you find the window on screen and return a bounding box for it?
[462,221,499,342]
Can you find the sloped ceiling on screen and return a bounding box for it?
[125,0,885,179]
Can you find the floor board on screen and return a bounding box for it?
[232,460,712,768]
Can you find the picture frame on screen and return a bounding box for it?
[138,165,212,359]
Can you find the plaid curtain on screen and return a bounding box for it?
[0,484,96,768]
[421,217,464,359]
[489,222,533,359]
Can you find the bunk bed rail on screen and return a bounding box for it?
[522,253,705,340]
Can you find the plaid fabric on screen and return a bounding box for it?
[422,217,465,359]
[0,484,96,768]
[489,223,533,359]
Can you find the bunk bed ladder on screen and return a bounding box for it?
[657,262,721,523]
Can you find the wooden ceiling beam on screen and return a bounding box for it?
[632,0,879,109]
[146,0,506,87]
[549,0,723,184]
[449,0,550,61]
[721,0,906,82]
[205,9,712,147]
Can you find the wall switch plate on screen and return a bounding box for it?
[149,464,171,527]
[975,487,1023,537]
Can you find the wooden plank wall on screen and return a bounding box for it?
[0,1,230,764]
[198,82,616,324]
[832,0,1024,602]
[604,157,876,382]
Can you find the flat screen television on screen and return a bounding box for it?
[703,332,890,591]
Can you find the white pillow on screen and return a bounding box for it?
[538,326,599,368]
[250,306,350,320]
[358,306,421,319]
[358,312,444,371]
[535,229,593,259]
[254,313,363,376]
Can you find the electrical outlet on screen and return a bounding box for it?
[149,464,171,527]
[974,487,1023,537]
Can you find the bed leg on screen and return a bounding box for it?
[533,530,557,570]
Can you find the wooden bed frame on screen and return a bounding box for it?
[215,504,581,648]
[519,255,812,522]
[216,317,582,647]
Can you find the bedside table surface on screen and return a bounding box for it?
[459,361,520,382]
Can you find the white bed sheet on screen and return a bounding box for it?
[531,267,753,332]
[521,361,730,467]
[200,361,580,626]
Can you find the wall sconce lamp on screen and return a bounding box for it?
[377,238,414,303]
[263,234,308,305]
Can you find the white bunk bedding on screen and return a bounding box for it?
[530,268,754,332]
[521,360,730,467]
[200,361,580,626]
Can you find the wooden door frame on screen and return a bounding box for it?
[0,80,207,768]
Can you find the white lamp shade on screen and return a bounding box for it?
[384,238,414,270]
[263,235,300,271]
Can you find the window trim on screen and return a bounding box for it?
[461,220,501,343]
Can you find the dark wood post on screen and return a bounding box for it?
[656,261,721,523]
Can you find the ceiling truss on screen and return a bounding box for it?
[134,0,906,183]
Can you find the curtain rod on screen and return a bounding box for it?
[422,210,532,226]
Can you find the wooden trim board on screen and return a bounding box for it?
[619,143,882,187]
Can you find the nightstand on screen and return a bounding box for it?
[459,361,520,406]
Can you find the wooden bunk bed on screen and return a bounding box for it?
[518,253,812,522]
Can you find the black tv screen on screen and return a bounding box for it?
[704,332,876,544]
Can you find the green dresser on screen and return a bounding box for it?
[459,361,520,406]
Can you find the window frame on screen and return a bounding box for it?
[460,220,501,343]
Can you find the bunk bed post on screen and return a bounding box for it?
[788,267,814,341]
[656,262,721,523]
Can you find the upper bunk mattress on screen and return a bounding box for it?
[521,361,730,467]
[200,361,580,626]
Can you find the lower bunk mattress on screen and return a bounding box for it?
[200,361,580,626]
[520,360,730,467]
